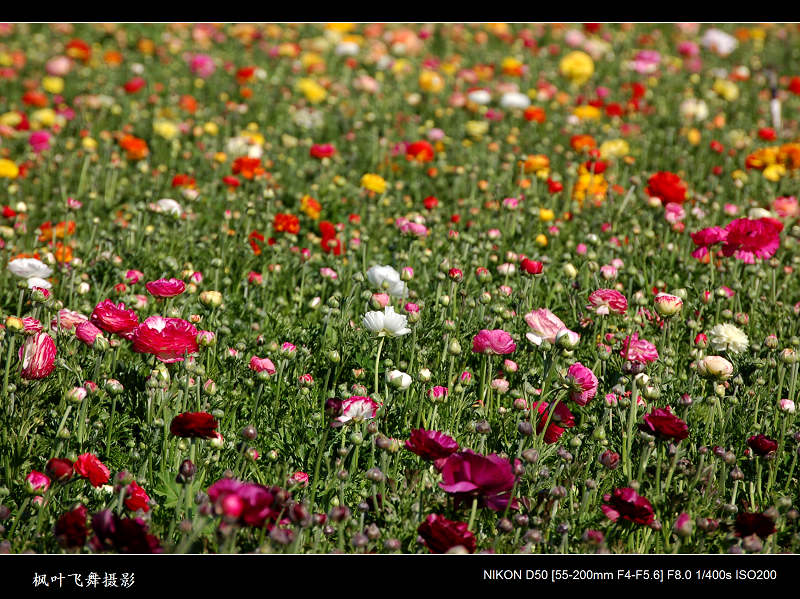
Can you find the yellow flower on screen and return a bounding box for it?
[81,137,98,151]
[572,172,608,204]
[523,154,550,176]
[731,169,748,182]
[153,120,179,140]
[301,52,325,70]
[300,195,321,220]
[31,108,57,128]
[326,23,355,33]
[0,111,22,127]
[539,208,555,222]
[535,234,548,247]
[573,105,602,121]
[465,120,489,138]
[203,122,219,136]
[361,173,387,194]
[763,164,786,181]
[0,159,19,179]
[687,128,702,146]
[418,69,444,93]
[214,152,227,163]
[713,79,739,102]
[297,79,327,104]
[559,51,594,85]
[242,131,265,146]
[599,139,630,160]
[42,76,64,94]
[501,57,523,76]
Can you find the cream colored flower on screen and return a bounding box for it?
[709,323,749,354]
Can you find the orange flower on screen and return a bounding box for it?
[273,213,300,234]
[38,220,76,242]
[523,106,546,123]
[66,39,91,62]
[300,195,322,220]
[232,157,264,180]
[53,242,73,263]
[523,154,550,174]
[179,95,198,113]
[119,135,149,160]
[778,143,800,170]
[570,134,597,152]
[104,50,123,66]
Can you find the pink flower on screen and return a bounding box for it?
[75,321,104,346]
[690,226,727,259]
[371,293,391,308]
[664,202,685,223]
[126,270,144,284]
[565,362,598,406]
[249,356,276,374]
[721,217,783,264]
[19,332,57,379]
[621,333,659,364]
[189,53,216,78]
[428,386,449,400]
[472,329,516,355]
[337,396,380,424]
[90,300,139,339]
[587,288,628,316]
[524,308,573,345]
[772,196,799,219]
[29,130,51,153]
[145,278,186,298]
[27,470,51,493]
[22,317,43,334]
[319,267,338,280]
[130,316,199,363]
[50,309,88,332]
[438,450,517,511]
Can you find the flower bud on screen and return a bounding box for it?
[654,293,683,317]
[199,290,223,308]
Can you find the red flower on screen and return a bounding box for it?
[747,434,778,457]
[789,76,800,95]
[145,278,186,298]
[124,481,151,512]
[734,512,776,538]
[423,196,439,210]
[273,213,300,234]
[646,171,687,205]
[170,412,218,439]
[405,429,459,465]
[547,178,563,193]
[602,487,654,525]
[46,458,74,482]
[310,143,336,159]
[131,315,198,363]
[73,453,111,487]
[531,400,575,444]
[406,140,435,162]
[640,406,689,441]
[758,127,777,141]
[123,77,146,94]
[55,505,89,549]
[90,300,139,339]
[520,258,543,275]
[417,513,476,554]
[249,230,265,255]
[171,174,196,188]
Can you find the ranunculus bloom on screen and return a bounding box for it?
[654,293,683,316]
[46,457,74,482]
[405,429,459,466]
[189,53,216,78]
[55,505,88,549]
[565,362,598,406]
[207,478,291,529]
[249,356,276,374]
[531,400,576,443]
[131,315,199,363]
[646,171,687,205]
[366,265,407,297]
[27,470,50,493]
[524,308,573,345]
[696,355,734,380]
[520,258,543,275]
[90,300,139,339]
[620,333,659,364]
[170,412,218,439]
[29,130,51,153]
[418,513,476,554]
[50,309,88,331]
[708,323,749,354]
[90,510,162,554]
[73,453,111,487]
[690,226,727,259]
[19,332,57,379]
[472,329,516,355]
[336,396,380,424]
[362,306,411,337]
[734,512,776,538]
[124,481,151,512]
[8,257,53,279]
[601,487,655,525]
[721,217,783,264]
[438,449,517,511]
[310,143,336,159]
[640,406,689,441]
[587,288,628,316]
[747,434,778,457]
[145,278,186,298]
[772,196,799,219]
[75,321,104,346]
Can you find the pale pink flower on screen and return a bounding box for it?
[587,289,628,316]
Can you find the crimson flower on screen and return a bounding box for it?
[601,487,655,525]
[73,453,110,487]
[646,171,687,205]
[131,315,198,363]
[417,513,476,553]
[531,400,575,443]
[747,434,778,457]
[170,412,218,439]
[734,512,776,538]
[438,450,518,511]
[640,406,689,441]
[90,300,139,338]
[405,429,459,466]
[55,505,89,549]
[145,278,186,298]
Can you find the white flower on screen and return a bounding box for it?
[748,207,773,220]
[467,89,491,105]
[386,369,412,390]
[363,306,411,337]
[366,265,408,298]
[155,198,183,216]
[499,92,530,109]
[27,277,52,290]
[8,258,53,279]
[701,28,738,57]
[679,98,709,121]
[709,323,749,354]
[335,41,360,56]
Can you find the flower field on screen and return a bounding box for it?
[1,23,800,555]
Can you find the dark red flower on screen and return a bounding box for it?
[46,457,74,482]
[405,429,459,465]
[734,512,776,538]
[640,406,689,441]
[601,487,654,525]
[747,434,778,457]
[531,400,575,444]
[438,449,517,511]
[90,510,162,554]
[54,505,89,549]
[646,171,687,205]
[170,412,218,439]
[417,513,476,554]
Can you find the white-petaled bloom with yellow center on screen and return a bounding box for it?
[708,323,749,354]
[366,265,408,298]
[363,306,411,337]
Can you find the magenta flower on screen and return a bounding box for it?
[620,333,659,364]
[405,429,459,467]
[565,362,598,406]
[145,278,186,298]
[438,449,518,511]
[29,130,51,153]
[249,356,276,374]
[75,321,105,346]
[721,217,783,264]
[587,288,628,316]
[90,300,139,339]
[336,396,380,424]
[188,53,216,78]
[26,470,51,493]
[472,329,516,355]
[602,487,655,525]
[130,315,199,363]
[690,226,727,259]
